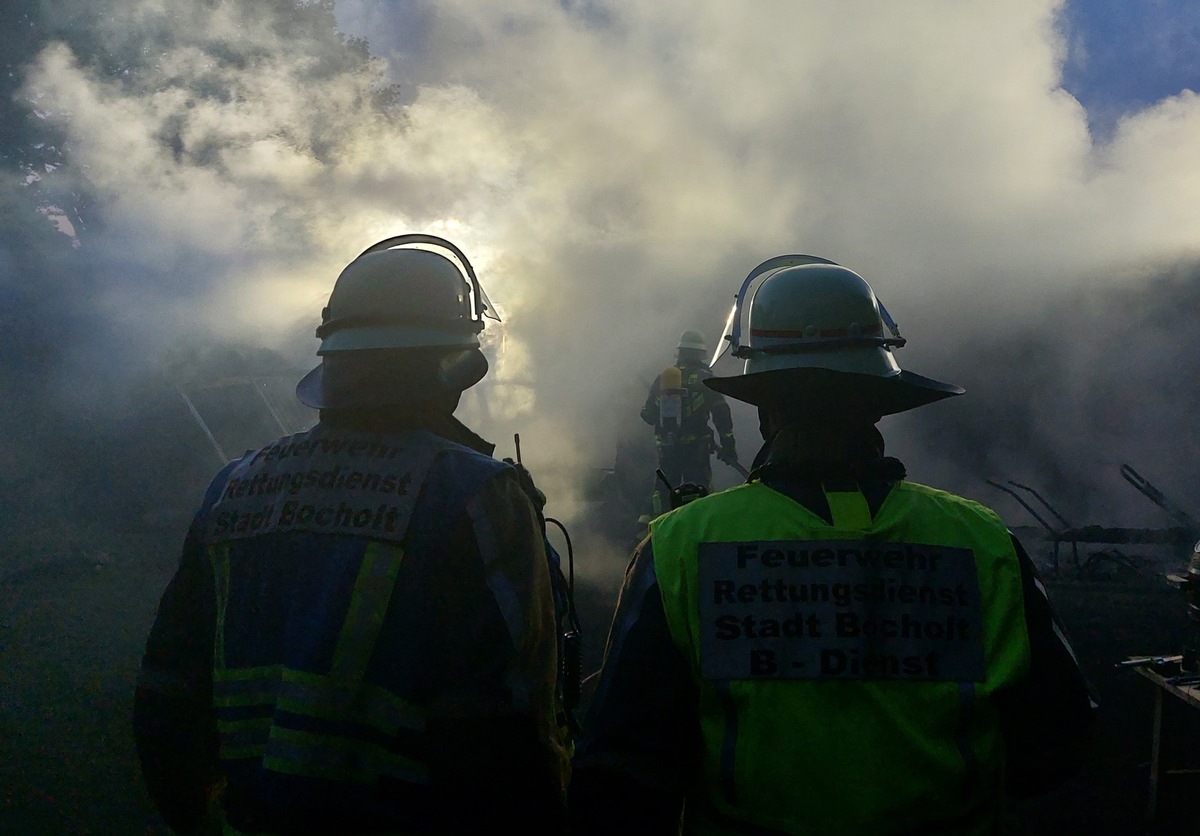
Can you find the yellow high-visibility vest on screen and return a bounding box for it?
[650,478,1031,835]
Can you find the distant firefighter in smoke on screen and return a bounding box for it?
[134,235,572,834]
[572,255,1098,834]
[640,329,739,516]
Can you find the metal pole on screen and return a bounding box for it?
[1149,686,1163,820]
[253,379,291,436]
[177,385,228,464]
[985,479,1058,534]
[1007,481,1072,528]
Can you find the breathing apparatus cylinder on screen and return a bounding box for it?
[658,366,684,444]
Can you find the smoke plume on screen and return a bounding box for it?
[3,0,1200,576]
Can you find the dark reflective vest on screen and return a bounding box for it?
[197,424,543,829]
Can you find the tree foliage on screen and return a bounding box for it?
[0,0,384,568]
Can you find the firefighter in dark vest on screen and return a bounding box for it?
[640,330,738,516]
[572,256,1097,835]
[134,235,571,834]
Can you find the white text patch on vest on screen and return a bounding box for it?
[698,539,986,682]
[206,429,441,547]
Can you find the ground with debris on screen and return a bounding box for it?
[2,544,1197,834]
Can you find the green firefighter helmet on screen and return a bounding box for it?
[705,258,963,416]
[296,234,498,409]
[676,329,708,366]
[677,329,707,351]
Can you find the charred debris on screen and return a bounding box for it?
[986,464,1198,582]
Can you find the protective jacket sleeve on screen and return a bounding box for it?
[994,535,1098,797]
[569,538,696,834]
[707,392,734,438]
[423,470,570,831]
[133,512,221,834]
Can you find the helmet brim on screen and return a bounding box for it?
[295,363,331,410]
[704,367,964,416]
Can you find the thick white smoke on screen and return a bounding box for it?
[16,0,1200,568]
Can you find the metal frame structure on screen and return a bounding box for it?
[177,375,315,464]
[987,464,1198,577]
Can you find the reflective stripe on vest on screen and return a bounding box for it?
[210,540,429,784]
[650,479,1029,835]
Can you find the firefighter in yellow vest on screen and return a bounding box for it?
[572,256,1097,834]
[641,330,738,516]
[134,235,571,834]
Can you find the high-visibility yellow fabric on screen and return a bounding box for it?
[650,479,1031,835]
